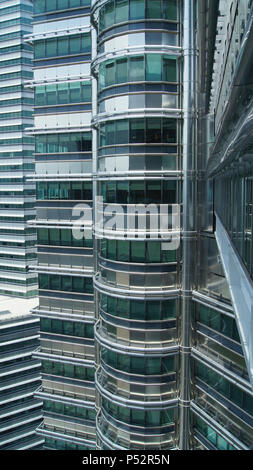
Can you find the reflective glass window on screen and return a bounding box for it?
[130,0,145,20]
[131,241,145,262]
[47,84,57,105]
[164,0,178,20]
[129,56,145,81]
[146,54,162,81]
[163,57,177,82]
[116,58,128,83]
[130,119,145,143]
[105,61,115,87]
[70,82,81,102]
[147,0,162,19]
[46,38,57,57]
[70,35,81,54]
[105,1,114,27]
[115,120,129,144]
[58,37,68,56]
[115,0,128,22]
[147,118,161,143]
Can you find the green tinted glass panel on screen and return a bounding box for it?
[146,54,162,81]
[129,56,145,81]
[105,1,114,27]
[163,57,177,82]
[115,0,128,22]
[130,0,145,20]
[105,61,115,86]
[131,241,145,262]
[58,37,68,55]
[147,0,162,19]
[164,0,178,20]
[116,58,128,83]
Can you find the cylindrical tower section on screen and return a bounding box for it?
[91,0,182,450]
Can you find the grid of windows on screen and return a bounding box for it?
[37,228,93,248]
[37,181,92,200]
[99,118,177,146]
[101,347,175,375]
[44,437,95,450]
[34,0,90,14]
[100,239,177,263]
[102,397,175,426]
[215,175,253,279]
[195,361,253,416]
[38,273,93,294]
[35,81,92,106]
[41,359,94,380]
[195,303,240,343]
[43,400,96,420]
[194,416,236,450]
[100,294,176,320]
[99,180,177,204]
[99,0,178,32]
[34,33,91,59]
[99,54,177,89]
[40,317,94,338]
[35,132,92,153]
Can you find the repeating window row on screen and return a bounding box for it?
[195,361,253,416]
[43,399,96,421]
[0,44,32,54]
[35,132,92,153]
[102,397,175,427]
[37,181,92,201]
[0,98,33,107]
[44,437,95,451]
[99,180,177,204]
[0,85,22,95]
[99,54,177,90]
[99,0,178,32]
[41,359,94,381]
[101,239,177,263]
[34,33,91,60]
[0,71,32,82]
[0,18,30,30]
[39,273,93,294]
[194,416,236,450]
[0,3,32,16]
[99,118,177,147]
[100,294,176,321]
[40,317,94,338]
[0,58,31,69]
[0,111,32,121]
[196,304,240,343]
[35,81,92,107]
[101,347,175,375]
[37,228,93,248]
[35,0,90,14]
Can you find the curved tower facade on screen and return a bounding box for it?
[91,0,186,450]
[28,0,253,451]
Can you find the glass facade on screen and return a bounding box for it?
[0,304,43,450]
[0,0,37,297]
[24,0,253,452]
[27,0,96,450]
[93,0,180,450]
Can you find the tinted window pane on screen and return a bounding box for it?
[146,54,162,81]
[130,0,145,20]
[115,0,128,23]
[147,0,162,19]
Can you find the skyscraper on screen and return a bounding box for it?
[0,0,37,298]
[26,0,96,450]
[28,0,253,451]
[0,296,43,450]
